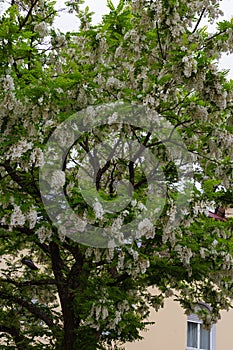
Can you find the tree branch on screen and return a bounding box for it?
[1,277,56,287]
[192,8,206,34]
[0,224,51,256]
[18,0,40,31]
[2,160,41,199]
[156,22,165,61]
[1,291,60,333]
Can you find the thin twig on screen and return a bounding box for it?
[192,8,206,34]
[156,22,165,61]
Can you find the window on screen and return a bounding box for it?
[186,304,216,350]
[187,321,210,350]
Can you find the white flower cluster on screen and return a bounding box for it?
[138,218,155,239]
[175,245,193,266]
[128,247,139,262]
[106,77,123,90]
[7,139,33,160]
[30,147,44,167]
[162,205,177,245]
[10,205,25,227]
[85,247,94,258]
[117,251,125,270]
[93,304,109,321]
[108,112,118,124]
[109,310,122,330]
[182,55,197,78]
[56,34,67,46]
[195,105,209,122]
[214,91,227,110]
[87,299,128,332]
[110,217,123,241]
[55,127,74,147]
[75,216,87,232]
[93,248,102,262]
[200,247,207,259]
[86,296,110,328]
[68,212,87,233]
[193,201,209,216]
[106,247,115,262]
[215,129,233,151]
[34,22,48,37]
[50,170,66,190]
[93,198,104,220]
[3,74,14,91]
[221,252,233,270]
[0,89,17,112]
[27,208,37,229]
[36,226,52,244]
[166,14,185,38]
[58,225,66,242]
[138,257,150,274]
[124,29,139,43]
[114,46,123,59]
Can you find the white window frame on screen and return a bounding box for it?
[187,320,215,350]
[186,304,216,350]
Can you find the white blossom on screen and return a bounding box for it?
[139,257,150,274]
[182,55,197,77]
[138,218,155,239]
[27,208,37,229]
[129,248,139,261]
[10,205,25,227]
[95,305,102,320]
[3,74,14,91]
[30,147,44,167]
[102,306,109,320]
[195,105,208,122]
[85,247,93,258]
[175,245,193,266]
[109,310,122,329]
[200,247,207,259]
[108,112,118,124]
[94,248,102,262]
[137,202,147,211]
[34,22,48,37]
[131,199,137,207]
[106,247,115,261]
[36,226,52,243]
[7,139,33,160]
[93,198,104,220]
[106,77,123,89]
[58,226,66,242]
[50,170,66,190]
[117,251,125,270]
[108,239,115,249]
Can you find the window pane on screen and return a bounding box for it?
[200,325,210,350]
[187,322,198,348]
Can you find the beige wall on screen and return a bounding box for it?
[216,309,233,349]
[126,297,186,350]
[125,294,233,350]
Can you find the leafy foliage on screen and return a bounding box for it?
[0,0,233,349]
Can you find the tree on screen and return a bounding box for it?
[0,0,233,349]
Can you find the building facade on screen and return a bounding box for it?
[126,293,233,350]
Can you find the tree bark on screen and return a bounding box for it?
[49,241,76,350]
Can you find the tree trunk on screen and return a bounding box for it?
[49,242,76,350]
[62,303,76,350]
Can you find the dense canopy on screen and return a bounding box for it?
[0,0,233,349]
